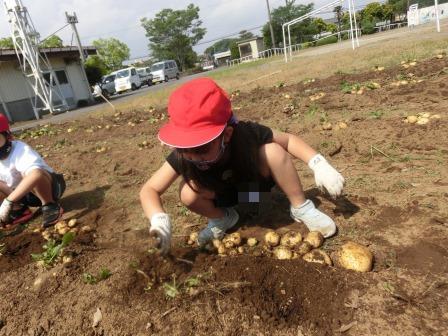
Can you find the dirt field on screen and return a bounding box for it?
[0,54,447,335]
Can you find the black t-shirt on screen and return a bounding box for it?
[166,121,274,201]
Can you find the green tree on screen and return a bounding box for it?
[204,38,238,56]
[312,18,328,36]
[84,55,107,85]
[40,35,63,48]
[334,5,343,33]
[229,41,240,59]
[0,37,14,49]
[361,2,384,21]
[141,3,206,70]
[92,38,130,71]
[262,1,314,48]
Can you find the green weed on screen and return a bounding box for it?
[369,110,384,119]
[82,267,112,285]
[31,232,74,267]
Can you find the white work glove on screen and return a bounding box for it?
[149,212,171,255]
[308,154,345,198]
[0,198,13,223]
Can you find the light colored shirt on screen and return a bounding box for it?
[0,140,53,189]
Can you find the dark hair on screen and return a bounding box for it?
[175,121,262,194]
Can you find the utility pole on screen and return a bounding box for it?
[66,11,94,102]
[265,0,276,48]
[65,12,85,62]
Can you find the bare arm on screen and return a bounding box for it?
[139,161,179,219]
[272,130,317,163]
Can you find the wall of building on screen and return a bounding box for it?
[408,3,448,26]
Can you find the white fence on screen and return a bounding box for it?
[227,29,360,67]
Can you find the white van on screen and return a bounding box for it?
[114,67,141,94]
[150,60,180,84]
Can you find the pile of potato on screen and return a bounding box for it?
[36,218,90,241]
[187,230,373,272]
[404,112,441,125]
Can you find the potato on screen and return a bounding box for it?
[67,219,78,228]
[406,115,418,124]
[224,239,235,249]
[296,241,312,255]
[237,246,245,254]
[228,248,238,257]
[57,227,69,236]
[337,121,348,129]
[80,225,92,233]
[304,231,324,248]
[62,256,73,265]
[416,117,429,125]
[418,112,430,118]
[430,114,441,119]
[187,232,198,245]
[280,231,302,248]
[55,221,68,231]
[223,232,242,249]
[264,231,280,247]
[247,237,258,247]
[212,239,223,249]
[303,249,332,266]
[337,242,373,272]
[229,232,242,246]
[42,231,52,241]
[321,122,332,130]
[273,246,293,260]
[217,245,227,255]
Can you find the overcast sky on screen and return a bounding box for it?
[1,0,375,60]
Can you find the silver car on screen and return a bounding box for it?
[93,74,116,99]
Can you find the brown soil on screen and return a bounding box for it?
[1,56,448,335]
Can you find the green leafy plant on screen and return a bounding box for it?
[306,104,320,118]
[163,275,180,299]
[31,232,74,267]
[340,81,361,93]
[83,267,112,285]
[18,126,57,139]
[369,110,384,119]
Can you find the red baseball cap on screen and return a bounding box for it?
[158,77,232,148]
[0,114,10,133]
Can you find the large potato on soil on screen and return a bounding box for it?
[264,231,280,247]
[304,231,324,248]
[303,249,332,266]
[273,246,293,260]
[280,231,302,248]
[247,237,258,247]
[187,232,198,245]
[296,241,313,255]
[337,242,373,272]
[223,232,241,248]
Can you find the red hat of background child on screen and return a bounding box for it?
[158,77,232,148]
[0,114,10,133]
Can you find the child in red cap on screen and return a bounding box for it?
[140,78,344,254]
[0,114,65,229]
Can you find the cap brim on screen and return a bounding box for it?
[158,123,226,148]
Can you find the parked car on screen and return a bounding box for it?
[115,67,141,94]
[136,67,153,86]
[93,73,116,99]
[150,60,180,84]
